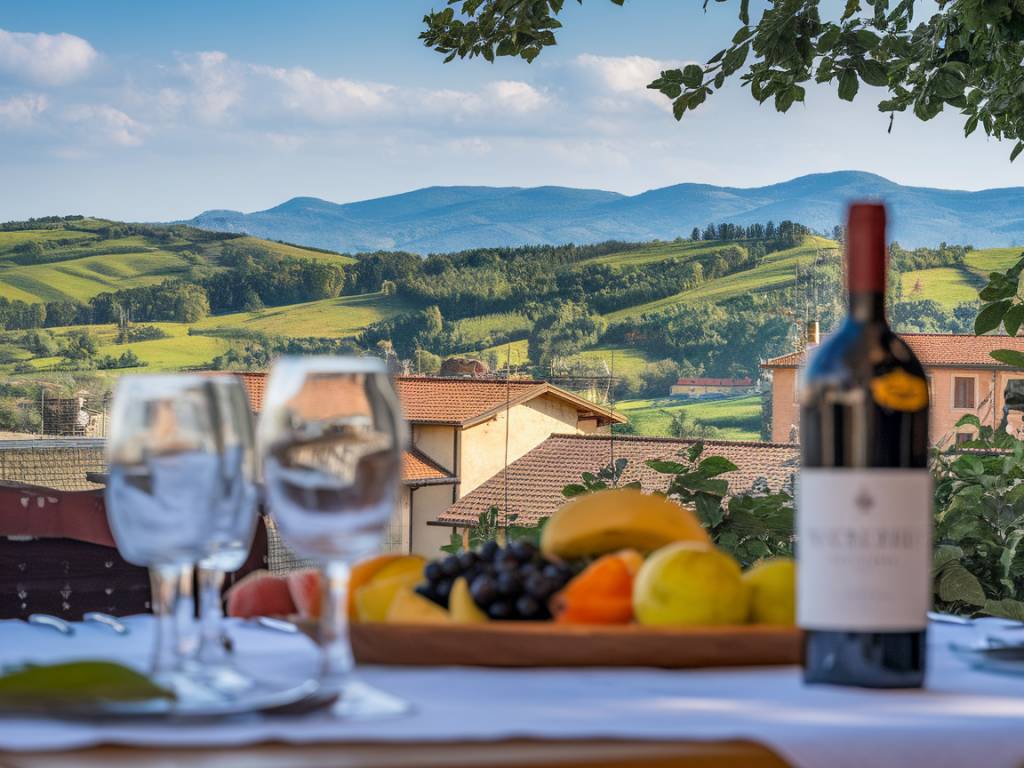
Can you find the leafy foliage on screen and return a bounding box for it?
[973,252,1024,367]
[646,442,795,567]
[440,506,548,554]
[559,444,794,567]
[423,0,1024,160]
[931,415,1024,619]
[562,457,641,497]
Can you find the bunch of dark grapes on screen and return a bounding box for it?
[417,540,576,620]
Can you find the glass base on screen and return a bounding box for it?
[330,680,412,720]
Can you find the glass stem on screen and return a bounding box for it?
[176,563,198,659]
[197,565,228,665]
[150,564,181,677]
[319,560,352,690]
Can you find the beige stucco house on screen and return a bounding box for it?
[393,377,624,555]
[762,333,1024,446]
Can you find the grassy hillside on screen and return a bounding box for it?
[617,394,763,441]
[0,220,355,305]
[965,247,1024,276]
[604,236,834,322]
[193,291,409,339]
[900,266,980,309]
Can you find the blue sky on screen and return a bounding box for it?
[0,0,1020,221]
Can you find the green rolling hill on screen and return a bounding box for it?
[1,216,1021,437]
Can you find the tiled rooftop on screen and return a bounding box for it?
[394,377,548,425]
[402,448,457,486]
[231,371,623,426]
[763,333,1024,369]
[435,434,798,527]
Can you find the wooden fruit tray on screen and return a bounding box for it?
[349,623,802,669]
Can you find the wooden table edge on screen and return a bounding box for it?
[0,738,791,768]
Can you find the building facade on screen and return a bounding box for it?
[762,333,1024,445]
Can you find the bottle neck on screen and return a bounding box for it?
[849,290,886,323]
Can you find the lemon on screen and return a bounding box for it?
[743,558,796,625]
[633,542,748,625]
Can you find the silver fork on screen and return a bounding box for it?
[27,614,74,635]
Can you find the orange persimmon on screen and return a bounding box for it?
[550,549,643,624]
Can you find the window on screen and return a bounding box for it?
[954,377,976,409]
[955,432,973,445]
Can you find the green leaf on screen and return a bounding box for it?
[696,492,725,527]
[0,661,174,708]
[983,598,1024,621]
[857,59,888,87]
[938,563,987,606]
[979,275,1016,301]
[990,349,1024,369]
[697,455,739,477]
[931,70,965,99]
[838,69,859,101]
[672,97,687,120]
[1012,142,1024,163]
[681,64,704,88]
[933,544,963,575]
[441,530,464,555]
[955,413,983,429]
[1005,304,1024,337]
[975,299,1012,335]
[722,43,749,75]
[645,460,688,475]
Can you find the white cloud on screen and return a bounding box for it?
[176,51,244,123]
[573,53,688,111]
[484,80,549,113]
[0,28,98,86]
[0,93,48,128]
[257,64,393,121]
[64,104,145,146]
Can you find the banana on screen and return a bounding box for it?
[540,488,710,560]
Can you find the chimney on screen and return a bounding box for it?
[805,319,820,347]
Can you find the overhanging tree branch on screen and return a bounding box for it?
[420,0,1024,160]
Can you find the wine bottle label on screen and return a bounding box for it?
[797,468,932,631]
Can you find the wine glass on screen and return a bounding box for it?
[193,375,259,689]
[105,374,221,698]
[258,356,407,716]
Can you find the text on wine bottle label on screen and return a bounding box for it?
[797,468,932,631]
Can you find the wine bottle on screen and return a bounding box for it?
[798,202,931,688]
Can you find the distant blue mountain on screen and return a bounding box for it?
[184,171,1024,253]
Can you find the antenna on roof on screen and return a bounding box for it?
[610,349,616,485]
[503,341,511,525]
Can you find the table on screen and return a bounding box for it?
[2,617,1024,768]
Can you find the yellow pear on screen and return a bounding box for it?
[449,576,489,623]
[633,542,748,626]
[743,558,796,625]
[385,586,450,624]
[541,488,709,560]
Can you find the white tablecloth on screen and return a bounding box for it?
[1,616,1023,768]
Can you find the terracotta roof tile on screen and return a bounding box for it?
[763,333,1024,369]
[403,448,457,486]
[435,434,798,527]
[230,371,623,426]
[394,377,546,424]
